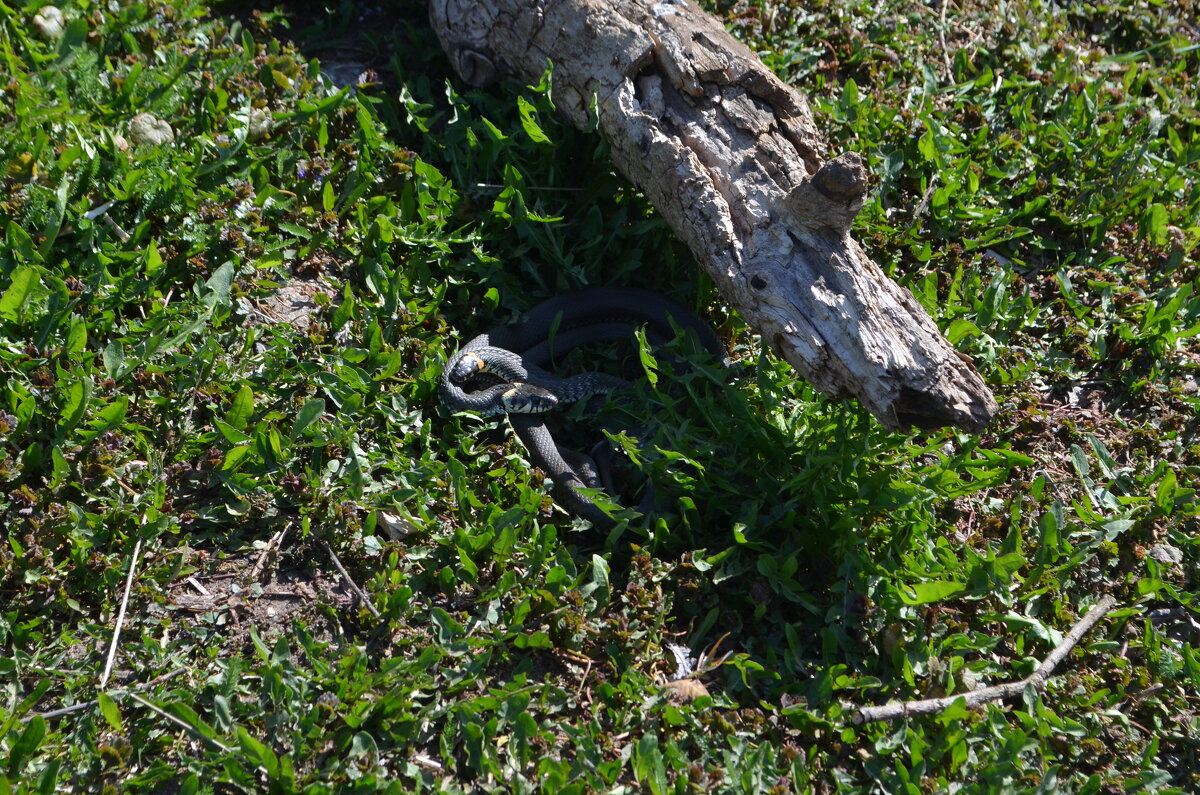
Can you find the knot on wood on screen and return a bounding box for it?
[813,152,868,204]
[785,152,868,235]
[428,0,503,86]
[454,48,500,87]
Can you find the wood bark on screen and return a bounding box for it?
[428,0,997,432]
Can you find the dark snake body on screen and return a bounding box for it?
[441,288,725,527]
[444,341,628,416]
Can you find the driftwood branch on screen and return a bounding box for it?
[854,595,1118,724]
[428,0,997,432]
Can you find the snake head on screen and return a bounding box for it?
[450,351,487,382]
[500,383,559,413]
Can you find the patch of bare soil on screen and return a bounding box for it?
[166,545,357,654]
[249,273,336,329]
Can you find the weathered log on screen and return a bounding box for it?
[428,0,997,432]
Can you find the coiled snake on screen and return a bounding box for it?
[441,288,725,527]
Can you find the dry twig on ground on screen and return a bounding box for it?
[854,595,1118,724]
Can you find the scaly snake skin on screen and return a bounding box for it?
[441,288,725,527]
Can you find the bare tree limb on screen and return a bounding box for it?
[428,0,997,432]
[853,595,1118,724]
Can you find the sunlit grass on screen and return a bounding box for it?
[0,0,1197,790]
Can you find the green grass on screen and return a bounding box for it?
[1,0,1198,791]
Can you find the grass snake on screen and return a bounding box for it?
[441,288,725,527]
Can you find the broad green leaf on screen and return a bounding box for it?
[226,385,255,431]
[203,261,234,310]
[0,266,38,321]
[97,692,123,732]
[517,96,551,144]
[49,446,69,489]
[1145,202,1168,246]
[1155,468,1178,514]
[144,240,163,273]
[165,701,216,739]
[331,282,354,332]
[430,607,463,643]
[1100,519,1135,540]
[996,612,1056,644]
[161,316,208,351]
[278,222,311,239]
[237,728,279,777]
[375,349,405,380]
[946,318,980,344]
[842,77,859,109]
[222,445,252,471]
[1086,434,1119,481]
[6,220,40,262]
[350,731,378,759]
[918,127,937,163]
[65,316,87,353]
[213,695,231,732]
[587,554,610,613]
[270,636,290,665]
[59,376,93,433]
[899,580,965,605]
[56,18,89,62]
[255,426,284,465]
[634,732,667,795]
[1137,577,1168,596]
[35,758,61,795]
[37,178,69,261]
[102,340,125,379]
[1069,444,1089,479]
[637,330,659,386]
[80,398,128,441]
[215,420,251,445]
[289,398,325,440]
[7,715,46,777]
[512,631,553,649]
[456,544,479,581]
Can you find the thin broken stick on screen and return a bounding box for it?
[127,692,237,755]
[100,537,142,689]
[854,595,1118,724]
[26,667,189,722]
[249,523,289,583]
[321,539,381,618]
